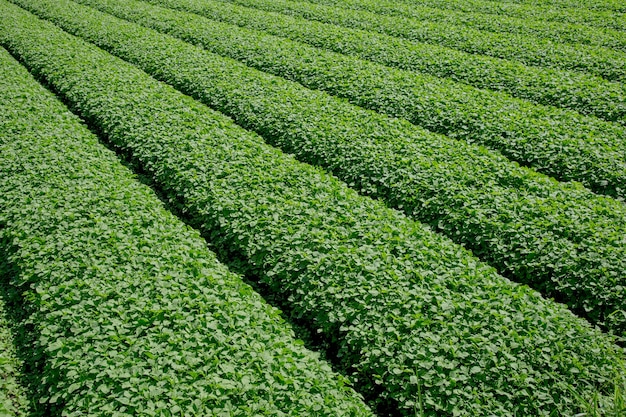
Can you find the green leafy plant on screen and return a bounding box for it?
[0,294,30,417]
[272,0,626,49]
[13,0,626,336]
[2,5,625,415]
[295,0,626,30]
[213,0,626,82]
[84,0,626,190]
[0,46,372,416]
[158,0,626,125]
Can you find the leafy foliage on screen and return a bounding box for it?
[0,294,30,416]
[0,46,371,416]
[110,0,626,186]
[480,0,624,12]
[145,0,626,127]
[211,0,626,82]
[282,0,626,51]
[307,0,626,30]
[2,4,625,416]
[130,0,626,191]
[14,0,626,336]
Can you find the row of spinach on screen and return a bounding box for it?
[0,46,371,416]
[144,0,626,126]
[298,0,626,51]
[1,3,625,415]
[306,0,626,29]
[213,0,626,81]
[14,0,626,336]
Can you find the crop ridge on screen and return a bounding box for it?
[213,0,626,82]
[2,3,626,415]
[0,44,372,416]
[12,0,626,336]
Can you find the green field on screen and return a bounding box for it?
[1,0,625,415]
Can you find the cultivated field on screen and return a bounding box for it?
[1,0,625,415]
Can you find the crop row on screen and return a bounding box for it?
[3,3,626,415]
[491,0,624,12]
[216,0,626,82]
[146,0,626,128]
[0,293,29,416]
[125,0,626,191]
[283,0,626,51]
[308,0,626,31]
[21,0,626,336]
[298,0,626,41]
[0,51,32,417]
[0,45,372,416]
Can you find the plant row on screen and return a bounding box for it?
[3,3,626,415]
[0,50,32,417]
[310,0,626,31]
[123,0,626,191]
[0,294,29,416]
[293,0,626,52]
[20,0,626,335]
[0,44,372,416]
[490,0,625,12]
[308,0,626,30]
[216,0,626,82]
[147,0,626,127]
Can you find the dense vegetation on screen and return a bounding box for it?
[0,294,29,416]
[396,0,626,17]
[292,0,626,32]
[211,0,626,81]
[140,0,626,126]
[295,0,626,51]
[0,45,371,416]
[1,0,625,416]
[81,0,626,184]
[12,0,626,337]
[2,2,626,416]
